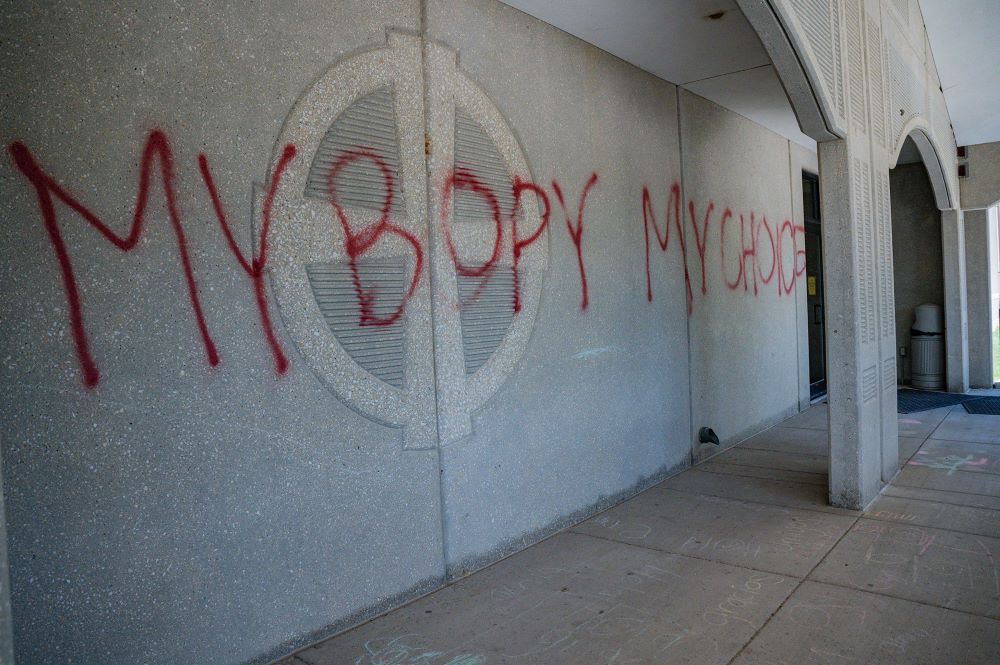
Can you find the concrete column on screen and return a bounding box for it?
[965,208,995,388]
[819,140,883,510]
[942,209,970,392]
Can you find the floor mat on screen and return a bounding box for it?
[963,397,1000,415]
[897,388,978,414]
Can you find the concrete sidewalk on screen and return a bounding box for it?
[279,403,1000,665]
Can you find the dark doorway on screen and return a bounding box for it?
[803,171,826,400]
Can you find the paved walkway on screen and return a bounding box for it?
[280,403,1000,665]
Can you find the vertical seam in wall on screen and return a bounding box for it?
[676,86,696,466]
[788,141,805,410]
[418,0,451,580]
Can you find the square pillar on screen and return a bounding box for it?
[819,139,885,509]
[964,208,994,388]
[942,209,970,392]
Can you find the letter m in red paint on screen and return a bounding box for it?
[642,181,693,315]
[8,131,219,387]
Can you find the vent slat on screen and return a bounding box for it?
[304,87,404,217]
[307,259,408,388]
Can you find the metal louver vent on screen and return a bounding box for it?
[454,108,514,223]
[306,258,407,388]
[305,87,403,217]
[453,107,518,374]
[458,269,516,374]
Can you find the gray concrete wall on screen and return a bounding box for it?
[0,449,13,665]
[1,1,812,662]
[961,142,1000,209]
[423,0,693,575]
[680,90,804,460]
[1,4,447,664]
[890,163,944,384]
[965,208,994,387]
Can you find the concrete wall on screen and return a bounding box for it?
[1,4,445,664]
[1,1,811,662]
[890,163,944,384]
[966,208,995,387]
[0,450,12,665]
[680,90,805,459]
[961,141,1000,209]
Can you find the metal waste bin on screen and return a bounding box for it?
[911,304,944,390]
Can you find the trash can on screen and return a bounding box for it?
[911,304,944,390]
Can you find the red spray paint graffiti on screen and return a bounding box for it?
[642,182,693,314]
[198,144,297,375]
[438,169,551,313]
[644,181,805,315]
[8,130,220,387]
[327,149,424,327]
[10,127,808,388]
[510,177,551,313]
[440,168,504,305]
[719,208,743,290]
[688,199,714,296]
[552,173,599,311]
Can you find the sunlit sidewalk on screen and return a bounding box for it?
[279,402,1000,665]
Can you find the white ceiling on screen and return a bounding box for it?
[919,0,1000,147]
[499,0,815,149]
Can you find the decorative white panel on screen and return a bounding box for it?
[862,364,878,402]
[882,356,897,391]
[844,0,867,134]
[891,0,909,27]
[852,158,876,345]
[793,0,845,119]
[889,42,924,143]
[875,169,894,341]
[865,17,887,148]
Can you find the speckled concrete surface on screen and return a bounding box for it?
[1,3,449,664]
[0,0,970,663]
[282,402,1000,665]
[0,452,13,665]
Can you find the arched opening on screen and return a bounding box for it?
[890,134,947,391]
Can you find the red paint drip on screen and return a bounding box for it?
[198,144,297,375]
[328,149,423,327]
[552,173,598,311]
[755,215,777,287]
[440,168,504,305]
[719,208,744,291]
[510,177,551,313]
[8,130,219,388]
[778,220,796,295]
[688,199,715,296]
[743,213,758,295]
[642,181,692,315]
